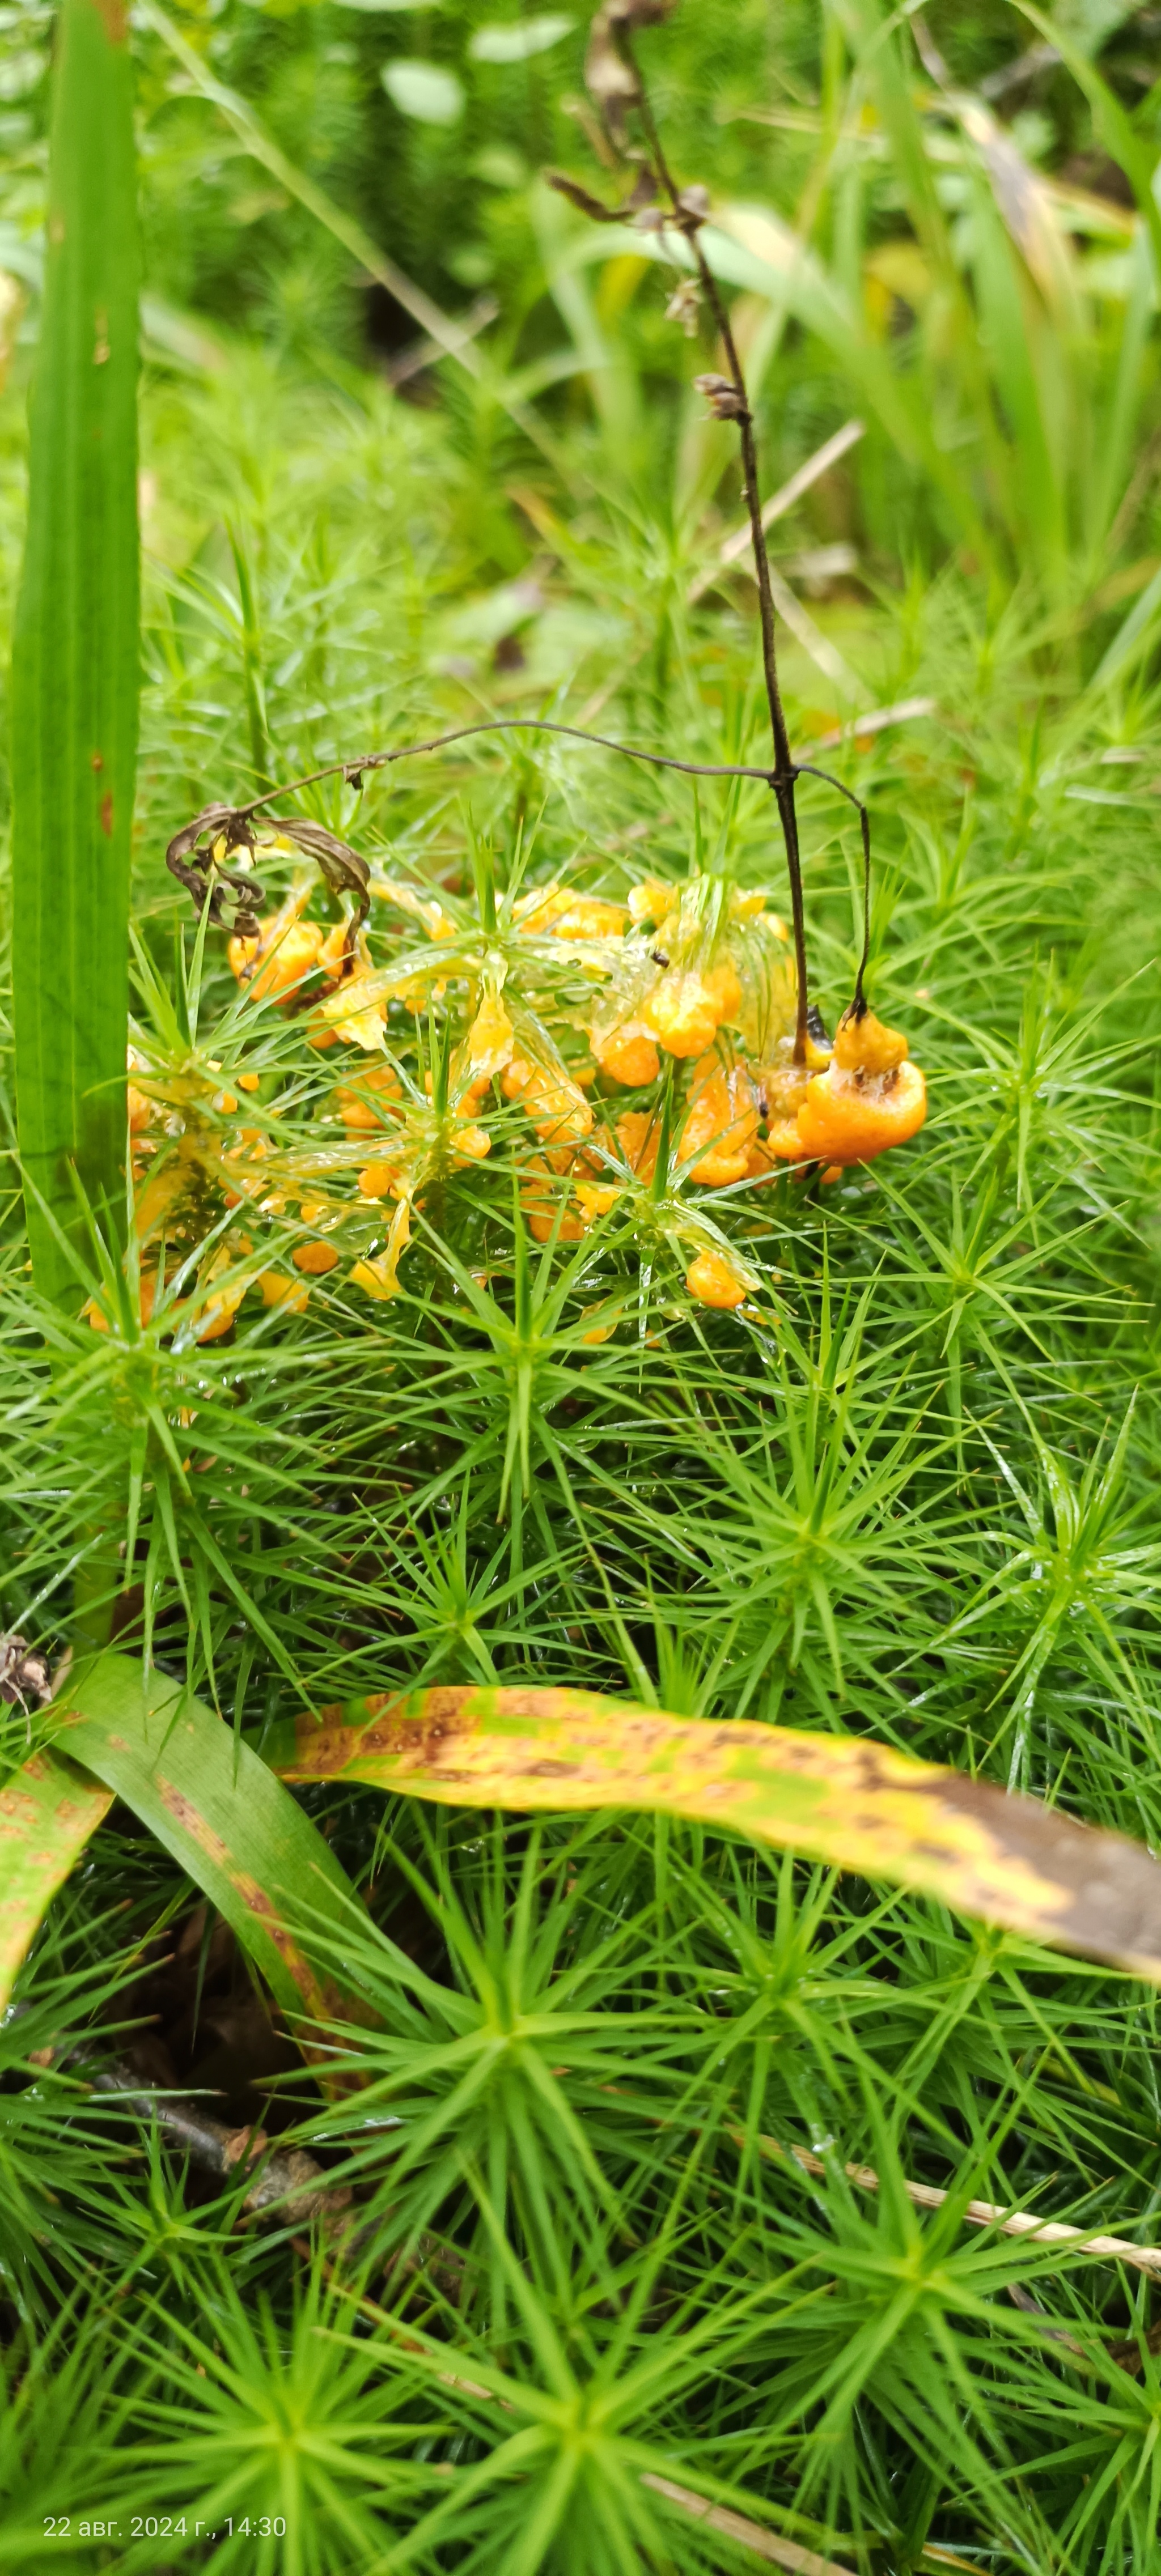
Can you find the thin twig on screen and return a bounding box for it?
[765,563,862,699]
[387,295,499,389]
[179,718,872,822]
[167,715,874,1009]
[54,2044,471,2289]
[749,2129,1161,2277]
[56,2050,343,2225]
[795,767,872,1010]
[626,54,812,1058]
[207,717,793,825]
[639,2476,853,2575]
[803,695,937,754]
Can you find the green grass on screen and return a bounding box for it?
[4,2,1161,2569]
[9,0,138,1310]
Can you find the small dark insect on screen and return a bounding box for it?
[0,1634,52,1711]
[651,948,670,967]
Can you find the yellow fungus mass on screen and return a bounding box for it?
[796,1057,927,1165]
[522,1155,587,1243]
[686,1248,748,1310]
[643,971,723,1060]
[465,989,514,1081]
[453,1122,491,1163]
[520,1065,594,1148]
[702,954,742,1027]
[141,783,931,1331]
[501,1052,533,1102]
[615,1108,660,1183]
[229,917,323,1003]
[293,1239,340,1276]
[192,1249,249,1342]
[574,1180,622,1226]
[832,1005,909,1077]
[592,1021,660,1087]
[795,1006,925,1167]
[627,877,678,925]
[519,888,626,941]
[259,1272,310,1313]
[322,964,387,1053]
[350,1198,412,1300]
[85,1269,158,1334]
[357,1158,404,1201]
[678,1060,759,1187]
[334,1064,402,1133]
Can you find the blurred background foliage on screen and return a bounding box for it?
[2,0,1161,770]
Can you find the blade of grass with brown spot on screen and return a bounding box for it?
[0,1750,113,2013]
[53,1653,372,2048]
[10,0,139,1304]
[264,1684,1161,1981]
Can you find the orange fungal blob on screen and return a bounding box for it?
[643,971,723,1060]
[795,1009,926,1166]
[293,1239,340,1276]
[678,1060,759,1187]
[592,1021,660,1087]
[686,1248,748,1310]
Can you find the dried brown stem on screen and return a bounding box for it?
[55,2050,342,2224]
[747,2127,1161,2277]
[628,59,811,1059]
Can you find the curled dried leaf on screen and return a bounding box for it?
[0,1635,52,1711]
[277,819,370,926]
[166,806,368,948]
[166,804,264,933]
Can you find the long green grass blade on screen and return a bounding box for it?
[0,1752,112,2014]
[1090,560,1161,691]
[267,1685,1161,1981]
[54,1655,371,2043]
[10,0,138,1303]
[1011,0,1161,279]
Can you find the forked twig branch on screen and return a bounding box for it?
[165,716,875,1021]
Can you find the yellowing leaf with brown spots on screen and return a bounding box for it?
[264,1684,1161,1980]
[0,1749,113,2013]
[8,1664,1161,2019]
